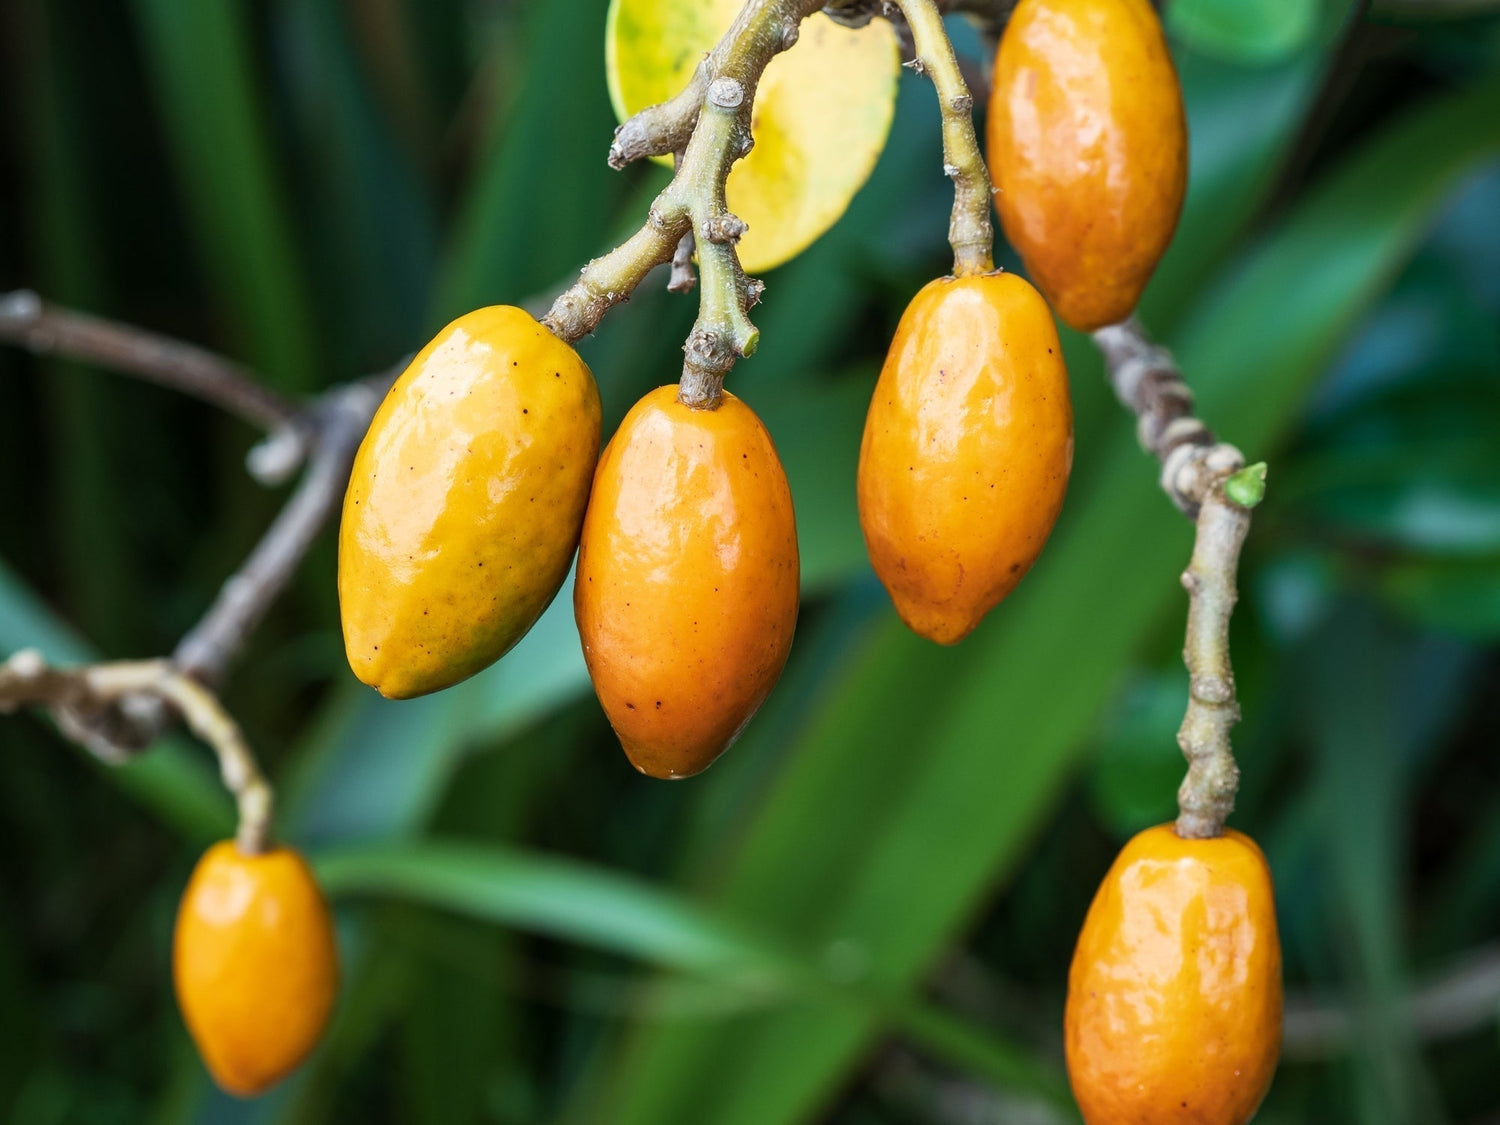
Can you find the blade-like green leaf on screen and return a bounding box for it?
[1169,0,1321,64]
[433,0,625,323]
[129,0,319,389]
[313,839,1069,1106]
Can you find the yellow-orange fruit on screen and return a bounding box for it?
[575,386,798,778]
[174,841,339,1097]
[987,0,1188,331]
[339,305,601,699]
[1066,824,1283,1125]
[857,273,1072,644]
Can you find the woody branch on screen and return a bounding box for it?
[1093,317,1267,839]
[0,289,386,775]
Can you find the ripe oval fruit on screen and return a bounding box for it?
[857,272,1072,645]
[174,841,339,1097]
[987,0,1188,331]
[575,386,798,778]
[339,305,601,699]
[1066,824,1283,1125]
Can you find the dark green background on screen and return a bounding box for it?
[1,1,1499,1122]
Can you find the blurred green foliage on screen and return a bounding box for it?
[2,1,1500,1122]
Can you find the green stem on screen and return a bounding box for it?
[543,0,826,409]
[893,0,996,277]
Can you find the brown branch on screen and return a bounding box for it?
[0,288,394,758]
[1284,943,1500,1059]
[59,374,385,760]
[0,289,299,433]
[174,380,381,685]
[0,651,274,852]
[1093,317,1263,838]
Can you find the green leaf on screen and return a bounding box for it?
[312,840,1069,1107]
[1169,0,1321,64]
[317,841,775,975]
[1295,609,1473,1122]
[270,0,438,369]
[589,77,1500,1125]
[433,0,627,323]
[280,573,589,848]
[129,0,319,390]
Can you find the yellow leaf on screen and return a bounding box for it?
[606,0,900,274]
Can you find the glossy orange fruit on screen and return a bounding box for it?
[339,304,601,699]
[1066,824,1283,1125]
[987,0,1188,331]
[575,385,799,778]
[857,272,1072,644]
[174,841,339,1097]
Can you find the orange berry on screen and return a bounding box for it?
[575,386,799,778]
[987,0,1188,331]
[1066,824,1283,1125]
[857,272,1072,644]
[174,841,339,1097]
[339,305,601,699]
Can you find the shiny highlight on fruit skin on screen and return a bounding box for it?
[1066,824,1283,1125]
[339,305,601,699]
[174,841,340,1097]
[858,272,1072,645]
[575,386,799,779]
[986,0,1188,332]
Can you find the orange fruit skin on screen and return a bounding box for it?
[1066,825,1283,1125]
[987,0,1188,331]
[173,841,339,1097]
[575,386,799,778]
[857,273,1072,645]
[339,305,601,699]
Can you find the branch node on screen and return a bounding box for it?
[708,77,746,109]
[702,213,749,244]
[0,289,42,323]
[246,423,310,486]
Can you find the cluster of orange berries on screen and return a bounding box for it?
[168,0,1281,1116]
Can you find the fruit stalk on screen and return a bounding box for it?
[1093,316,1264,838]
[0,652,274,852]
[543,0,829,404]
[893,0,996,277]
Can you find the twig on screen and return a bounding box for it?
[174,380,381,685]
[669,230,699,294]
[892,0,995,277]
[1092,317,1265,838]
[0,290,395,757]
[668,152,700,294]
[0,289,298,433]
[0,650,273,852]
[1284,942,1500,1059]
[543,0,827,407]
[608,64,709,170]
